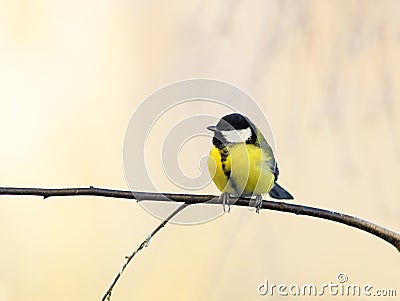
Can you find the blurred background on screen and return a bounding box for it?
[0,0,399,300]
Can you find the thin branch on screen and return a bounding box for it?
[0,186,399,252]
[101,203,189,301]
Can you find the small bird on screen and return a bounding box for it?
[207,113,293,213]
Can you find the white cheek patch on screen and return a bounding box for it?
[221,128,252,143]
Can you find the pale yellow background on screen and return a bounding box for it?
[0,1,399,300]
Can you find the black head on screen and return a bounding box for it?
[207,113,257,148]
[216,113,251,131]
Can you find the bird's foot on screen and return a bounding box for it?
[255,195,263,214]
[219,193,231,213]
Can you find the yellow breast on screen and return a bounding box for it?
[208,143,275,196]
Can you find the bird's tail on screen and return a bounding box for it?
[269,182,294,199]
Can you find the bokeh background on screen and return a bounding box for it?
[0,0,399,300]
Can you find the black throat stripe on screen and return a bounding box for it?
[220,147,230,178]
[219,147,240,195]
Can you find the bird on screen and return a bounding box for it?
[207,113,293,213]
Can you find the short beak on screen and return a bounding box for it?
[207,125,218,132]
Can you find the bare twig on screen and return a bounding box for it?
[101,203,189,301]
[1,186,399,300]
[0,186,399,252]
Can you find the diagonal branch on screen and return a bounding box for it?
[0,186,399,252]
[101,203,189,301]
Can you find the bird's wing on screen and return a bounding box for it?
[255,127,277,176]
